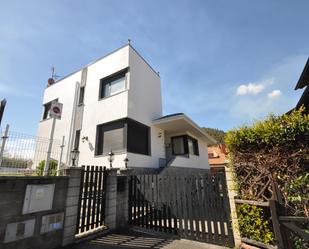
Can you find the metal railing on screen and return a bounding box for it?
[0,125,67,175]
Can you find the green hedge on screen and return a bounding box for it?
[225,106,309,246]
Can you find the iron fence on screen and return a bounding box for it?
[0,126,67,175]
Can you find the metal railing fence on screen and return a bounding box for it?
[0,125,67,175]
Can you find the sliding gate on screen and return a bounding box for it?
[128,173,234,247]
[76,166,108,235]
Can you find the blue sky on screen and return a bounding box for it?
[0,0,308,135]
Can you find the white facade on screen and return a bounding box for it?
[36,44,215,170]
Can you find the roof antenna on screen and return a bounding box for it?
[47,66,60,87]
[128,38,131,45]
[51,67,60,80]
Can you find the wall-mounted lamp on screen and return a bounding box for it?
[124,157,129,168]
[108,150,115,168]
[158,132,162,138]
[71,149,80,167]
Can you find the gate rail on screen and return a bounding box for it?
[76,165,107,235]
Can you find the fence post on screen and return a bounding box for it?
[116,168,133,228]
[0,124,9,167]
[269,199,286,249]
[43,117,56,175]
[62,167,83,246]
[57,136,65,176]
[225,165,241,247]
[104,168,118,230]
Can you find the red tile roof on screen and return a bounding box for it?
[208,144,228,165]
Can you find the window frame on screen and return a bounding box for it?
[42,99,58,121]
[95,117,151,157]
[95,119,126,156]
[74,130,81,150]
[78,86,85,105]
[99,68,128,100]
[171,135,199,156]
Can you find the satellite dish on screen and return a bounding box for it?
[47,78,55,86]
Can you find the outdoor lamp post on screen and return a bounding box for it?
[108,150,114,168]
[71,149,80,167]
[124,157,129,168]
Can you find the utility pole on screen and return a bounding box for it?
[0,99,7,126]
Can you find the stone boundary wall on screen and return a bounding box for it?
[0,176,68,249]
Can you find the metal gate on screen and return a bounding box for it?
[76,166,107,235]
[128,172,234,247]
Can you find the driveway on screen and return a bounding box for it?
[64,228,229,249]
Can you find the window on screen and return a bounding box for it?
[42,99,58,120]
[99,69,127,99]
[43,102,51,120]
[127,119,150,155]
[188,136,199,155]
[95,119,126,155]
[74,130,81,150]
[95,118,150,156]
[78,87,85,105]
[171,135,199,156]
[172,136,186,155]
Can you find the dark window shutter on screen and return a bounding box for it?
[127,119,150,155]
[95,119,125,155]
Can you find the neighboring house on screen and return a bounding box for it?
[36,44,216,170]
[294,57,309,113]
[208,144,228,174]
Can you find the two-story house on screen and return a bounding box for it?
[36,44,216,171]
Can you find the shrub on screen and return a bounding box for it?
[237,204,274,244]
[226,106,308,246]
[225,106,309,216]
[36,159,58,176]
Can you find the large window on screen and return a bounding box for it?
[171,135,199,156]
[127,119,150,155]
[96,120,126,155]
[99,69,127,99]
[95,118,150,156]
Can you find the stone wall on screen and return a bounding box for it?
[0,176,68,249]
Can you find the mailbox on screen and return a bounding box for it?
[22,184,55,214]
[4,219,35,243]
[40,212,64,234]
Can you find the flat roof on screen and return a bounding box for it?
[153,113,217,145]
[53,43,160,84]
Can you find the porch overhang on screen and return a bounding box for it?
[152,113,217,145]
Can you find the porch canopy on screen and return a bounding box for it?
[152,113,217,145]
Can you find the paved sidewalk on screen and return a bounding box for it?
[65,229,229,249]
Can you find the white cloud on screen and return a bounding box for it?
[236,83,264,95]
[268,90,282,99]
[236,78,274,96]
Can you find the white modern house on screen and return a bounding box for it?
[36,44,216,171]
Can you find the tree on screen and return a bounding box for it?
[203,127,226,144]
